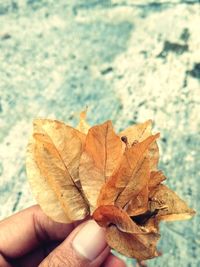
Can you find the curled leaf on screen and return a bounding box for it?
[93,205,159,260]
[93,205,155,234]
[106,226,159,260]
[149,184,196,221]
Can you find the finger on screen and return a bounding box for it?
[39,220,110,267]
[10,241,60,267]
[0,205,74,258]
[102,254,126,267]
[0,254,12,267]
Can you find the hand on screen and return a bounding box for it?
[0,205,126,267]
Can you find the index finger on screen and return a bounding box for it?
[0,205,74,259]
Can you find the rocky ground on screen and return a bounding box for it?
[0,1,199,266]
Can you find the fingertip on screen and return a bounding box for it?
[103,254,126,267]
[72,220,107,261]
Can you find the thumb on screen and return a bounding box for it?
[39,220,109,267]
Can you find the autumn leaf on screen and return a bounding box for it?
[27,114,195,262]
[125,185,149,216]
[119,120,159,171]
[125,171,166,217]
[93,205,157,234]
[106,225,159,260]
[149,171,166,190]
[27,139,70,223]
[93,205,160,260]
[79,120,123,212]
[35,119,86,184]
[119,120,153,144]
[97,134,159,209]
[26,119,89,223]
[149,184,195,221]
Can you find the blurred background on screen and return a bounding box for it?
[0,0,199,266]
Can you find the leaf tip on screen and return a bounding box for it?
[147,119,153,125]
[154,132,160,139]
[80,107,88,120]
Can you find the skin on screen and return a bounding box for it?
[0,205,126,267]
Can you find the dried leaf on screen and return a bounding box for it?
[142,217,159,233]
[97,134,159,208]
[93,205,152,234]
[119,120,153,144]
[125,185,149,216]
[149,184,195,221]
[93,205,159,260]
[125,170,166,216]
[149,171,166,190]
[33,119,86,185]
[27,119,89,223]
[122,170,166,217]
[27,139,70,223]
[27,116,195,262]
[79,121,123,211]
[119,120,159,171]
[106,226,159,260]
[34,137,88,221]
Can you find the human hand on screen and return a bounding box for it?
[0,205,126,267]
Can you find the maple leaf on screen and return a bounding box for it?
[26,113,195,262]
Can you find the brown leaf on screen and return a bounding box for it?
[26,117,196,262]
[79,121,123,211]
[27,139,70,223]
[149,171,166,190]
[119,120,159,171]
[143,217,159,233]
[115,155,150,209]
[93,205,160,260]
[149,184,195,221]
[27,119,89,223]
[121,170,166,217]
[97,134,159,208]
[125,170,166,217]
[119,120,153,144]
[125,185,149,216]
[93,205,154,234]
[33,119,86,185]
[34,137,88,222]
[106,226,159,260]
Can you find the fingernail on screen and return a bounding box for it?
[72,220,107,261]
